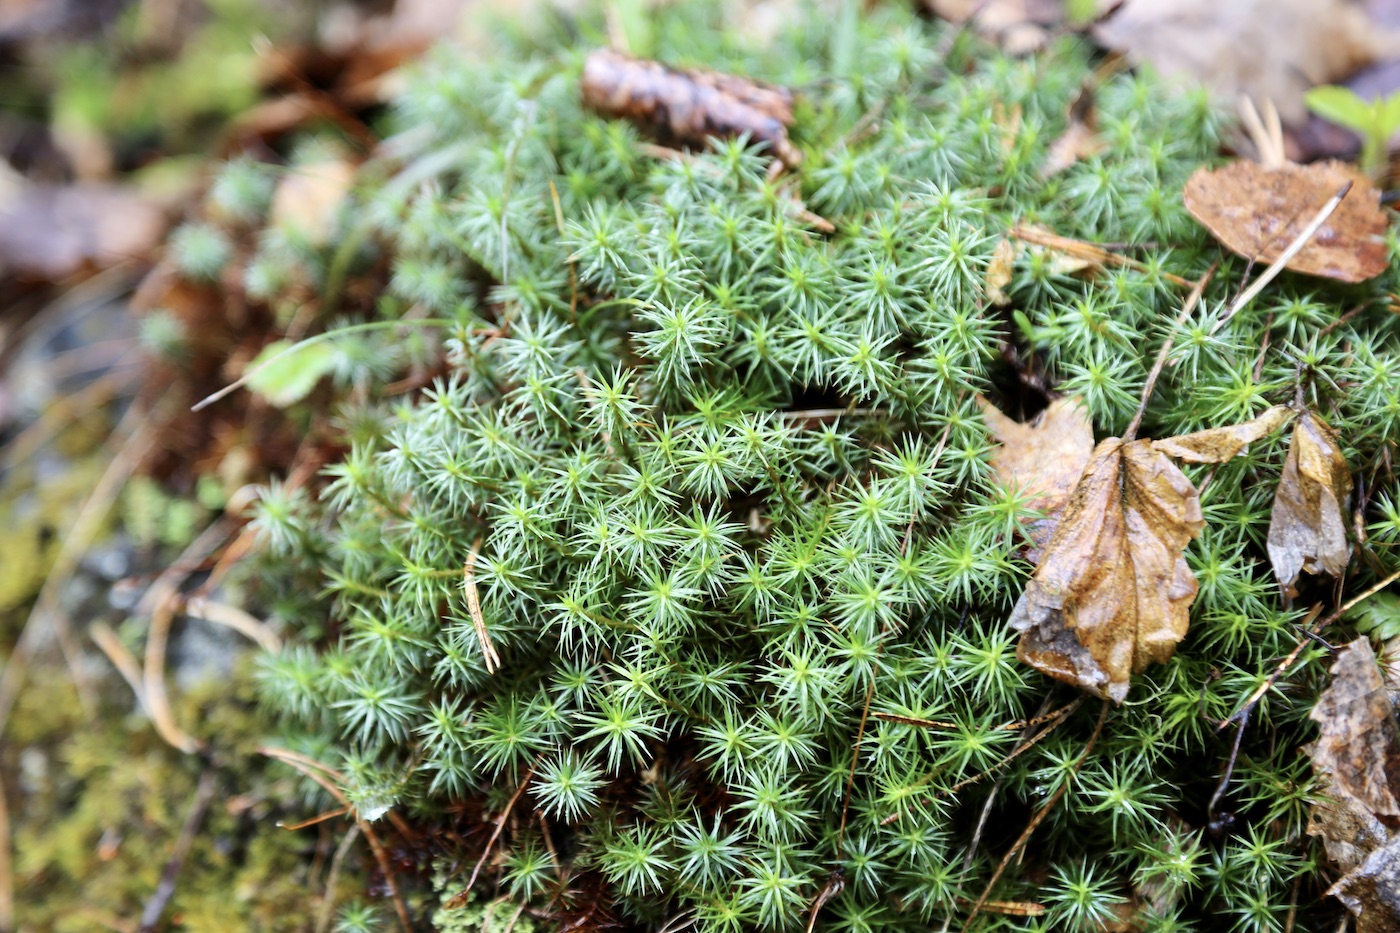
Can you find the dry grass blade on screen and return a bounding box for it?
[89,621,149,711]
[315,825,362,933]
[464,538,501,673]
[447,757,542,908]
[184,597,283,653]
[137,770,218,933]
[0,772,11,933]
[143,587,203,755]
[1008,224,1194,287]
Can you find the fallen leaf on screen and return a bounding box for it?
[1149,406,1294,463]
[1009,437,1203,702]
[1268,411,1353,594]
[1041,84,1107,178]
[1308,638,1400,932]
[1183,160,1389,284]
[0,183,167,280]
[580,49,800,166]
[1009,407,1292,702]
[1309,771,1391,876]
[1312,638,1400,819]
[270,159,356,247]
[983,238,1017,306]
[1331,834,1400,933]
[1094,0,1400,125]
[978,395,1095,556]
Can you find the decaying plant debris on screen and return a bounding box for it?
[581,48,800,165]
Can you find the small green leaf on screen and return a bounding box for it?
[1305,85,1374,133]
[1347,591,1400,643]
[245,339,337,407]
[1379,91,1400,138]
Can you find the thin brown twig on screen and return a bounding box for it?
[1224,567,1400,728]
[138,769,218,932]
[1125,264,1216,442]
[316,825,362,933]
[278,806,352,832]
[0,772,11,933]
[447,757,542,908]
[259,747,411,933]
[143,587,203,754]
[836,679,876,858]
[183,597,282,653]
[1009,224,1194,287]
[0,406,155,737]
[89,622,149,712]
[961,701,1109,933]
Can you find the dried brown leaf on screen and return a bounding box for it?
[270,159,356,248]
[1268,411,1353,594]
[581,49,799,166]
[1093,0,1400,124]
[1311,638,1400,819]
[1308,771,1390,877]
[1010,407,1293,702]
[1183,159,1389,283]
[0,183,166,280]
[1149,405,1293,463]
[1331,834,1400,933]
[1009,437,1202,702]
[983,238,1017,306]
[978,395,1094,556]
[1041,86,1106,178]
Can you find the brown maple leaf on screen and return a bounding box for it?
[1268,411,1353,595]
[978,395,1095,558]
[1008,407,1293,702]
[1183,160,1389,284]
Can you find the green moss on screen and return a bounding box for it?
[226,2,1400,931]
[11,668,371,932]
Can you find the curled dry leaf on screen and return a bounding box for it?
[1308,638,1400,932]
[1008,406,1291,702]
[1183,159,1389,283]
[581,49,799,166]
[1149,406,1294,463]
[978,395,1094,558]
[1268,411,1353,595]
[1041,84,1107,178]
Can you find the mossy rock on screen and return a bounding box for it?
[236,2,1400,930]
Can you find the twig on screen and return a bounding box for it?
[1009,224,1193,287]
[279,806,352,832]
[184,597,282,653]
[836,679,876,857]
[260,747,411,933]
[316,825,362,933]
[1210,181,1354,337]
[138,769,218,932]
[143,587,203,754]
[963,696,1054,876]
[464,538,501,673]
[446,758,541,908]
[89,622,149,712]
[1125,265,1215,442]
[1207,704,1249,826]
[0,772,11,933]
[962,701,1109,933]
[1224,568,1400,728]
